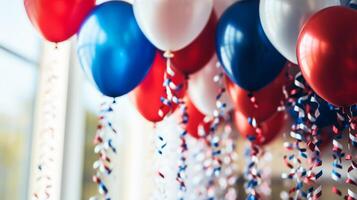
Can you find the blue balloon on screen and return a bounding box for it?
[216,0,286,91]
[77,1,156,97]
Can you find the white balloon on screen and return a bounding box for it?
[213,0,236,16]
[188,55,233,117]
[259,0,340,64]
[133,0,213,51]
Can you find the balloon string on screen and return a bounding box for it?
[342,107,357,200]
[221,121,239,200]
[162,51,189,199]
[206,62,228,199]
[244,140,263,200]
[281,71,315,199]
[177,99,188,200]
[33,45,60,200]
[244,118,267,200]
[330,108,346,199]
[154,123,168,200]
[90,98,117,200]
[305,95,323,200]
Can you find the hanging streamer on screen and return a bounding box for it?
[206,62,230,200]
[341,107,357,200]
[90,99,118,200]
[244,138,263,200]
[33,63,58,200]
[330,109,347,199]
[161,51,188,199]
[153,124,168,200]
[220,120,239,200]
[281,70,321,199]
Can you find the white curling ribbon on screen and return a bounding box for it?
[331,172,341,181]
[290,131,303,141]
[307,113,316,122]
[166,63,175,77]
[294,72,305,89]
[251,118,257,128]
[283,142,293,148]
[337,112,345,121]
[314,186,322,197]
[94,145,105,153]
[350,133,357,143]
[294,106,305,118]
[169,81,178,91]
[348,189,357,199]
[333,139,343,150]
[296,123,311,132]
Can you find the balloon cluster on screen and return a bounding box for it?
[24,0,356,199]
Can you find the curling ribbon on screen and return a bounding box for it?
[177,100,189,200]
[162,51,189,199]
[282,70,322,199]
[90,99,118,200]
[343,107,357,200]
[153,125,168,200]
[221,120,239,200]
[243,119,264,200]
[331,109,347,199]
[207,62,228,198]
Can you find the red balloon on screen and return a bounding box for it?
[172,11,217,75]
[226,66,289,122]
[186,98,211,139]
[234,111,287,146]
[24,0,95,42]
[297,7,357,107]
[131,53,187,123]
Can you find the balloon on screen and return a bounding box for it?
[297,7,357,107]
[188,55,233,117]
[259,0,340,64]
[234,111,287,146]
[77,1,156,98]
[171,12,217,75]
[133,0,213,51]
[186,98,211,139]
[226,66,289,122]
[216,0,286,91]
[131,53,187,123]
[24,0,95,42]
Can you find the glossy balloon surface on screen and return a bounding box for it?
[25,0,95,42]
[133,0,213,51]
[260,0,340,63]
[77,1,156,97]
[172,12,217,75]
[216,0,286,91]
[297,7,357,106]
